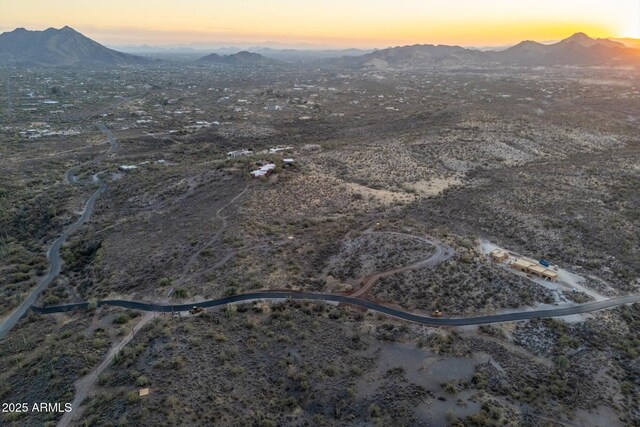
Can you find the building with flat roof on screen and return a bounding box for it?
[528,264,547,276]
[542,270,558,281]
[490,249,509,262]
[250,163,276,178]
[510,258,557,281]
[227,149,253,159]
[250,170,268,177]
[511,259,534,272]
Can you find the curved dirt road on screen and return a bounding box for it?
[352,231,455,297]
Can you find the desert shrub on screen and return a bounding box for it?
[173,288,187,299]
[113,314,130,325]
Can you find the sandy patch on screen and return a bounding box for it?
[409,176,462,196]
[343,181,414,204]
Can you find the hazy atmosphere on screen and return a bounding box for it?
[1,0,640,47]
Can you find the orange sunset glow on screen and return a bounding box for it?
[1,0,639,47]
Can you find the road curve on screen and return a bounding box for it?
[352,231,455,297]
[0,124,114,340]
[65,123,117,184]
[30,291,640,326]
[96,123,118,153]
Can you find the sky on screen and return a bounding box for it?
[1,0,639,48]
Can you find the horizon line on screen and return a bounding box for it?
[2,25,637,52]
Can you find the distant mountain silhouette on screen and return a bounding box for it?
[492,32,637,65]
[557,32,623,48]
[0,26,150,66]
[333,44,488,69]
[197,51,280,66]
[2,27,638,69]
[333,33,640,69]
[610,37,640,49]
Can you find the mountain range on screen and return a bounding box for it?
[333,32,640,69]
[0,26,638,69]
[0,26,149,66]
[197,51,280,66]
[112,45,374,61]
[490,32,639,66]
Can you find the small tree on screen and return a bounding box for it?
[173,288,187,299]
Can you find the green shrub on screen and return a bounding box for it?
[443,381,458,394]
[113,314,130,325]
[93,338,108,349]
[173,288,187,299]
[368,403,382,419]
[126,391,140,404]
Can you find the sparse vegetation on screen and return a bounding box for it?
[2,59,639,427]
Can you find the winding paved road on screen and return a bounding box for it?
[0,124,115,340]
[65,123,117,184]
[3,123,639,334]
[31,291,640,326]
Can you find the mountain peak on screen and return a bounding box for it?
[515,40,543,47]
[0,26,149,66]
[557,32,625,49]
[198,50,278,66]
[236,51,259,57]
[565,32,593,42]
